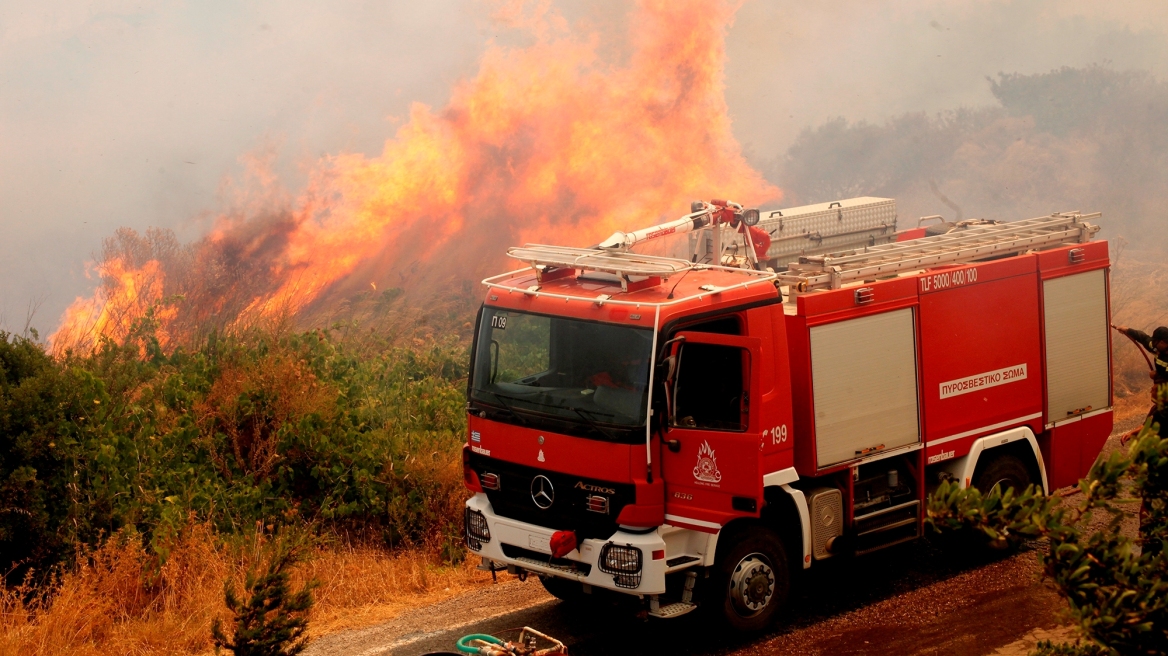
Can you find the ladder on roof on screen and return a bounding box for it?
[505,244,776,294]
[778,212,1101,293]
[508,244,694,278]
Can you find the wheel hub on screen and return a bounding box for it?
[728,553,775,617]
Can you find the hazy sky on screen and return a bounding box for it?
[2,0,1166,331]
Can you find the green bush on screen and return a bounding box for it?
[927,414,1168,655]
[212,539,316,656]
[0,318,470,581]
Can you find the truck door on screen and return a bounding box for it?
[659,332,762,530]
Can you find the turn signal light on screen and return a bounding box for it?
[480,472,500,491]
[585,495,609,514]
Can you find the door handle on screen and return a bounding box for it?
[666,439,681,453]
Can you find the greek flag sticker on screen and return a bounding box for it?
[471,431,481,443]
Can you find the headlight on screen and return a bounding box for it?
[465,508,490,551]
[598,543,643,588]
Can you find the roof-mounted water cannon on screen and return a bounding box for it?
[596,205,713,251]
[700,200,771,269]
[596,199,771,270]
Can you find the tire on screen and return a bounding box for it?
[973,453,1032,495]
[539,574,584,603]
[705,525,790,632]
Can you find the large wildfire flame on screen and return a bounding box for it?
[51,0,778,353]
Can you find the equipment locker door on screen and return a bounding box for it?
[809,308,920,468]
[1043,269,1110,421]
[659,332,763,530]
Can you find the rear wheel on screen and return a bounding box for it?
[706,525,790,632]
[539,574,584,603]
[972,453,1035,550]
[973,453,1032,495]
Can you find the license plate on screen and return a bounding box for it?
[528,534,551,553]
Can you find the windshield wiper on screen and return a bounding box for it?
[572,407,621,442]
[479,391,528,426]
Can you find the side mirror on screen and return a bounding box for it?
[654,334,688,430]
[655,354,679,429]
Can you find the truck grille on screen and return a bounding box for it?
[467,453,634,540]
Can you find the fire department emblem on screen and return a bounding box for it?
[693,441,722,485]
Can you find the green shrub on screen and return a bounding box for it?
[211,539,316,656]
[0,317,470,581]
[927,415,1168,655]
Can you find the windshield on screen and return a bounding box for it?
[470,308,653,439]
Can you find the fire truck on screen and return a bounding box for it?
[462,198,1112,630]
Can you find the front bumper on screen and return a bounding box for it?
[465,493,668,595]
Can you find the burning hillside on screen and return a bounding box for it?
[50,0,777,353]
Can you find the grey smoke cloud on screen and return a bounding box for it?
[1,0,1166,332]
[725,0,1168,167]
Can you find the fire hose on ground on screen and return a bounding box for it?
[422,626,569,656]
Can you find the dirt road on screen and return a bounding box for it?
[306,416,1144,656]
[305,539,1064,656]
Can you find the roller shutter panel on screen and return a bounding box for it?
[810,308,921,468]
[1043,270,1110,421]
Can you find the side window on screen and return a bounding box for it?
[673,343,749,431]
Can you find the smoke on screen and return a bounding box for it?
[725,0,1168,165]
[773,66,1168,245]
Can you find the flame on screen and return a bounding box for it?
[51,0,779,352]
[52,257,177,353]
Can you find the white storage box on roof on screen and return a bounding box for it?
[762,197,899,267]
[693,197,899,269]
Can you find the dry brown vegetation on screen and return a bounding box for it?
[0,524,490,656]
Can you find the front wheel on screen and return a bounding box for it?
[705,525,790,631]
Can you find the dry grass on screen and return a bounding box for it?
[0,524,488,656]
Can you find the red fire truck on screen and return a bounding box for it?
[462,198,1111,630]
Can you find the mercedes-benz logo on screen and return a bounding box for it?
[530,475,555,510]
